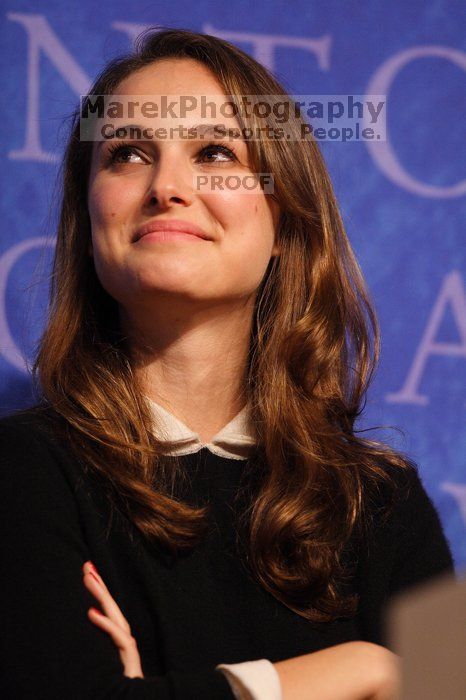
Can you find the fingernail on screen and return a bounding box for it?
[89,571,100,584]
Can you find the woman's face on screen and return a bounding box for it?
[87,57,280,313]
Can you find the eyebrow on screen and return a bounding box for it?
[95,122,245,149]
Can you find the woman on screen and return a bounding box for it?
[0,27,455,700]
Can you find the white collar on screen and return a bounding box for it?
[144,395,257,461]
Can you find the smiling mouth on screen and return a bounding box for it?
[135,230,207,243]
[133,219,212,243]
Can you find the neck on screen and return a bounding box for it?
[120,297,253,440]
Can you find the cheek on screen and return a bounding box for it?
[206,190,273,242]
[205,193,275,289]
[86,180,134,291]
[87,178,139,232]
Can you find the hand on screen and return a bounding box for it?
[274,641,401,700]
[82,560,144,679]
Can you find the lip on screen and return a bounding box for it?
[133,219,212,243]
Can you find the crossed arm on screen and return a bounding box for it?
[82,560,401,700]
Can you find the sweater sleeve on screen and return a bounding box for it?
[388,465,456,597]
[0,418,235,700]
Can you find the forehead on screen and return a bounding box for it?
[105,57,243,133]
[116,58,227,99]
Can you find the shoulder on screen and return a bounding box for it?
[380,461,441,527]
[0,402,55,440]
[368,458,449,539]
[0,403,69,462]
[377,460,456,586]
[360,458,452,554]
[0,403,83,496]
[367,457,426,515]
[0,405,92,561]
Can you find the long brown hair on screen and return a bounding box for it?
[32,26,413,624]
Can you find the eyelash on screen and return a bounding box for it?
[105,141,238,165]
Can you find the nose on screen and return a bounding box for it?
[144,148,194,210]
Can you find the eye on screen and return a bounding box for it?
[104,141,238,166]
[197,142,237,163]
[106,144,145,165]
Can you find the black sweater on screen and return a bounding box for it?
[0,406,456,700]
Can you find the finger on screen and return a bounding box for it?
[82,562,127,620]
[87,607,133,651]
[88,608,143,678]
[82,572,131,634]
[81,562,129,624]
[83,573,131,634]
[83,561,110,593]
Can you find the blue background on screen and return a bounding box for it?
[1,2,465,572]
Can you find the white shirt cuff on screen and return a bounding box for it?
[216,658,282,700]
